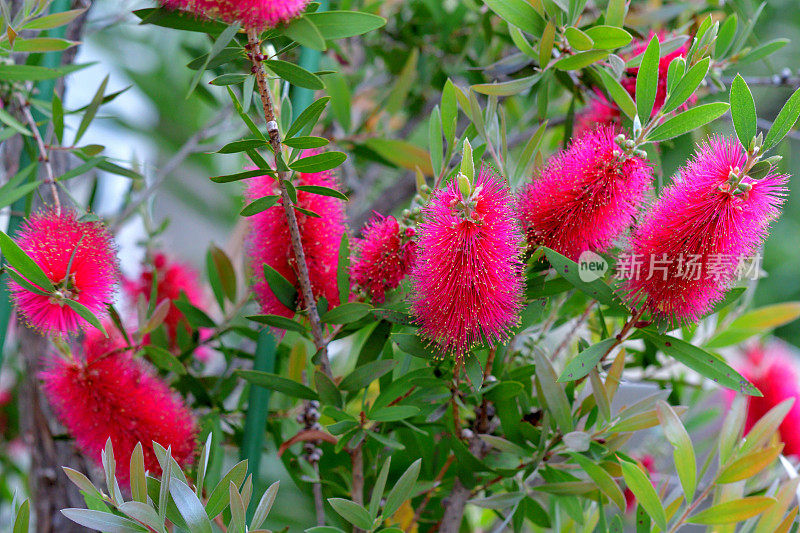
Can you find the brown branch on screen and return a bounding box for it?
[16,94,60,214]
[246,27,332,378]
[350,444,365,533]
[408,454,455,531]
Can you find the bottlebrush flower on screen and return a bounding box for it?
[518,126,652,260]
[411,167,523,357]
[247,157,347,317]
[41,326,198,484]
[623,137,787,324]
[734,342,800,456]
[160,0,309,29]
[126,253,207,351]
[8,209,118,336]
[351,214,416,303]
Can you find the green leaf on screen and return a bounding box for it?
[173,298,215,328]
[565,27,593,51]
[321,302,371,324]
[369,458,391,518]
[554,50,608,70]
[208,244,236,303]
[543,248,627,312]
[12,500,29,533]
[0,63,88,81]
[22,8,85,29]
[295,185,348,201]
[569,454,626,511]
[209,73,247,86]
[75,75,109,144]
[143,345,186,375]
[719,395,746,465]
[483,0,545,35]
[328,499,373,530]
[539,22,556,69]
[262,264,297,312]
[216,139,268,154]
[63,467,101,498]
[289,151,347,173]
[12,37,78,52]
[281,15,326,50]
[429,106,443,176]
[305,11,386,39]
[763,87,800,151]
[283,136,330,149]
[240,195,280,217]
[717,444,783,484]
[61,509,147,532]
[170,479,213,533]
[738,39,789,66]
[134,7,227,33]
[286,96,330,139]
[236,370,319,400]
[0,231,53,291]
[337,233,350,306]
[688,497,776,525]
[0,107,31,136]
[646,102,730,142]
[251,481,280,529]
[339,360,396,392]
[365,138,434,175]
[247,314,308,334]
[265,60,324,90]
[584,25,632,50]
[640,331,760,395]
[662,57,709,114]
[597,68,637,120]
[605,0,627,26]
[559,338,617,382]
[129,443,147,504]
[472,74,540,96]
[730,74,758,147]
[383,459,421,518]
[205,460,247,519]
[706,302,800,348]
[740,398,794,455]
[65,300,107,336]
[117,502,162,532]
[620,459,666,530]
[655,400,696,500]
[509,25,537,59]
[635,35,660,122]
[715,15,738,58]
[535,350,573,432]
[315,370,342,407]
[392,333,437,359]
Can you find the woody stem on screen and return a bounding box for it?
[245,27,332,378]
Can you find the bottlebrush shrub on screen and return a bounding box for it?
[2,1,800,533]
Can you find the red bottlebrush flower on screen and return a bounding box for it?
[160,0,309,29]
[41,327,198,484]
[8,209,118,336]
[246,156,347,317]
[734,343,800,456]
[623,137,786,324]
[351,214,416,303]
[126,253,207,350]
[518,126,652,260]
[411,167,523,357]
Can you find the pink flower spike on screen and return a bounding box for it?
[41,326,198,485]
[351,214,416,303]
[160,0,309,30]
[411,167,524,358]
[623,137,787,325]
[518,126,652,261]
[8,209,119,336]
[731,342,800,457]
[246,152,347,317]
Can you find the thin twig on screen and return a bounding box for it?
[17,93,60,214]
[408,454,455,531]
[552,301,596,359]
[112,106,232,231]
[246,27,332,378]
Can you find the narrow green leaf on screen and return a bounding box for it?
[281,15,326,50]
[620,459,666,530]
[282,136,330,149]
[286,96,330,139]
[764,87,800,151]
[61,509,147,533]
[656,400,696,500]
[262,264,297,312]
[730,74,758,147]
[205,460,248,519]
[328,499,373,530]
[584,25,632,50]
[635,36,660,122]
[65,300,107,336]
[688,497,776,525]
[321,302,371,324]
[369,458,391,518]
[535,350,573,432]
[265,60,324,90]
[383,458,421,518]
[741,398,794,454]
[559,338,617,382]
[246,314,308,334]
[605,0,627,26]
[472,74,540,96]
[565,27,594,51]
[236,370,319,400]
[74,74,108,144]
[554,50,609,70]
[289,151,347,173]
[339,359,396,392]
[0,108,31,136]
[22,8,85,29]
[170,479,213,533]
[304,11,386,40]
[130,443,147,504]
[483,0,545,35]
[662,57,709,114]
[646,102,730,142]
[570,453,626,510]
[240,195,280,217]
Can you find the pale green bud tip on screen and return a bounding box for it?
[460,139,474,184]
[457,173,472,198]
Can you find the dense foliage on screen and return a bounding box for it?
[2,0,800,531]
